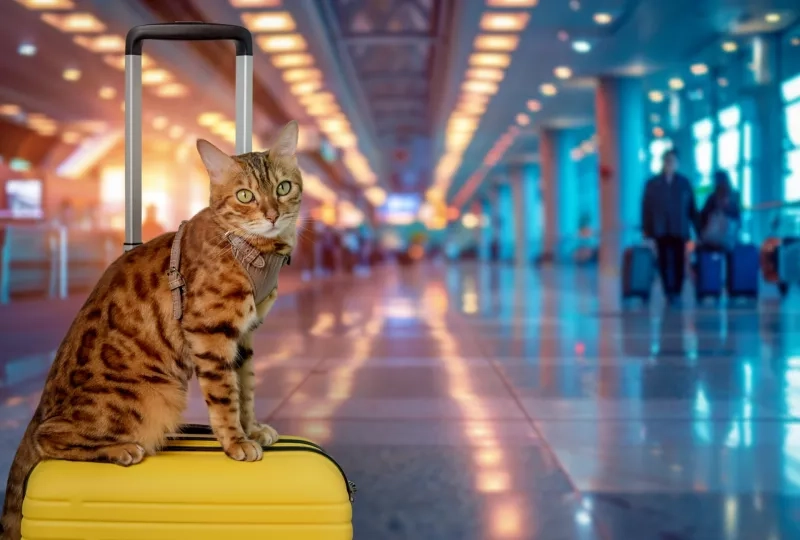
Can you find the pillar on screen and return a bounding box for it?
[478,196,493,262]
[495,178,515,263]
[509,164,531,265]
[745,34,785,241]
[595,76,646,274]
[540,129,578,261]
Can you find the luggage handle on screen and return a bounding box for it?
[123,23,254,252]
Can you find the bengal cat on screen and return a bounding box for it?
[0,121,302,540]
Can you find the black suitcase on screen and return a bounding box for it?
[727,243,759,299]
[621,245,655,301]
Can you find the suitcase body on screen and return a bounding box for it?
[778,238,800,292]
[727,243,759,298]
[694,248,724,301]
[621,245,655,301]
[21,427,355,539]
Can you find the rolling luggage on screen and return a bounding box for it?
[621,245,655,301]
[21,425,355,539]
[727,243,759,299]
[777,237,800,296]
[20,23,355,539]
[694,247,724,302]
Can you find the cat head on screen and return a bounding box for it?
[196,120,302,241]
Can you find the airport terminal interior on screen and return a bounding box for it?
[1,0,800,538]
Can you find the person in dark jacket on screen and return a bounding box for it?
[698,170,741,244]
[641,149,700,305]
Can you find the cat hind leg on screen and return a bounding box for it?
[34,418,146,466]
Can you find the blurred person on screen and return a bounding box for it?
[641,148,699,306]
[141,203,165,242]
[698,170,741,252]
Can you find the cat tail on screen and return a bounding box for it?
[1,415,42,540]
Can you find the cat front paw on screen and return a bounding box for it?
[223,438,263,462]
[247,423,279,446]
[103,443,146,466]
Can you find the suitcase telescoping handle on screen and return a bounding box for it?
[123,23,254,252]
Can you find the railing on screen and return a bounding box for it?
[0,225,119,304]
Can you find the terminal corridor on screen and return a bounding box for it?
[1,263,799,539]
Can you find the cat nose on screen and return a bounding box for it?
[266,215,278,224]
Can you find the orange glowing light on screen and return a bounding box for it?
[479,12,530,32]
[73,34,125,53]
[474,34,519,51]
[240,11,296,32]
[271,53,314,68]
[466,67,505,82]
[257,34,307,53]
[469,53,511,68]
[447,207,460,221]
[476,447,502,467]
[477,470,510,492]
[41,12,105,33]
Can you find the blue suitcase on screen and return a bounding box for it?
[622,245,655,301]
[727,243,759,299]
[695,248,724,301]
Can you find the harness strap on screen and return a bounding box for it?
[168,221,188,320]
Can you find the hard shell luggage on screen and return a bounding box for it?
[727,243,759,299]
[20,22,355,539]
[694,247,724,301]
[777,237,800,296]
[621,245,655,301]
[21,425,356,539]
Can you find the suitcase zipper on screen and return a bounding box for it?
[165,426,356,502]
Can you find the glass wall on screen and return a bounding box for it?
[783,73,800,202]
[648,137,672,175]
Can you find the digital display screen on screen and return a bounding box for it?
[5,179,43,219]
[378,194,420,225]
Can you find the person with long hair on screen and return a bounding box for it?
[698,170,741,250]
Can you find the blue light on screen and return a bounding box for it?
[572,40,591,53]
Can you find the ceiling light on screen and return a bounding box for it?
[516,113,529,126]
[569,0,580,10]
[540,83,557,96]
[98,86,116,99]
[290,80,322,96]
[652,126,664,138]
[330,132,357,149]
[721,41,737,53]
[271,53,314,68]
[557,30,569,41]
[73,34,125,53]
[62,68,81,81]
[462,80,498,94]
[649,113,660,123]
[793,37,800,47]
[572,40,591,53]
[648,90,664,102]
[526,99,541,112]
[299,92,335,105]
[668,77,684,90]
[281,68,322,83]
[152,116,168,130]
[474,34,519,51]
[0,104,22,116]
[718,77,729,87]
[479,12,530,32]
[198,112,223,126]
[61,131,81,144]
[257,34,307,53]
[18,43,37,56]
[486,0,537,6]
[104,53,154,71]
[240,12,296,32]
[306,102,339,116]
[141,69,172,85]
[690,63,708,75]
[554,66,572,79]
[154,83,188,98]
[73,120,107,133]
[457,101,487,115]
[449,116,479,132]
[14,0,74,9]
[765,13,781,23]
[168,125,185,139]
[320,118,349,133]
[469,53,511,68]
[365,187,386,206]
[41,13,105,33]
[593,12,612,25]
[466,67,504,81]
[230,0,281,6]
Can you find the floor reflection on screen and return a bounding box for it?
[0,262,799,538]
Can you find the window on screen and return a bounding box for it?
[648,137,673,175]
[783,75,800,202]
[691,105,752,207]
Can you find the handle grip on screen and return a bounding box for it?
[125,22,253,56]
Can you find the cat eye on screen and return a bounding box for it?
[277,181,291,196]
[236,189,255,203]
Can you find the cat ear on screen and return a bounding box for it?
[268,120,299,159]
[196,139,236,184]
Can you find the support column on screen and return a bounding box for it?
[745,34,785,241]
[595,76,646,275]
[478,196,492,262]
[495,178,515,263]
[540,129,578,261]
[509,164,528,265]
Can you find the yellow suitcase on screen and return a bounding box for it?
[20,425,356,539]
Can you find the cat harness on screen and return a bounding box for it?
[168,221,290,319]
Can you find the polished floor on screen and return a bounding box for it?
[1,262,799,539]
